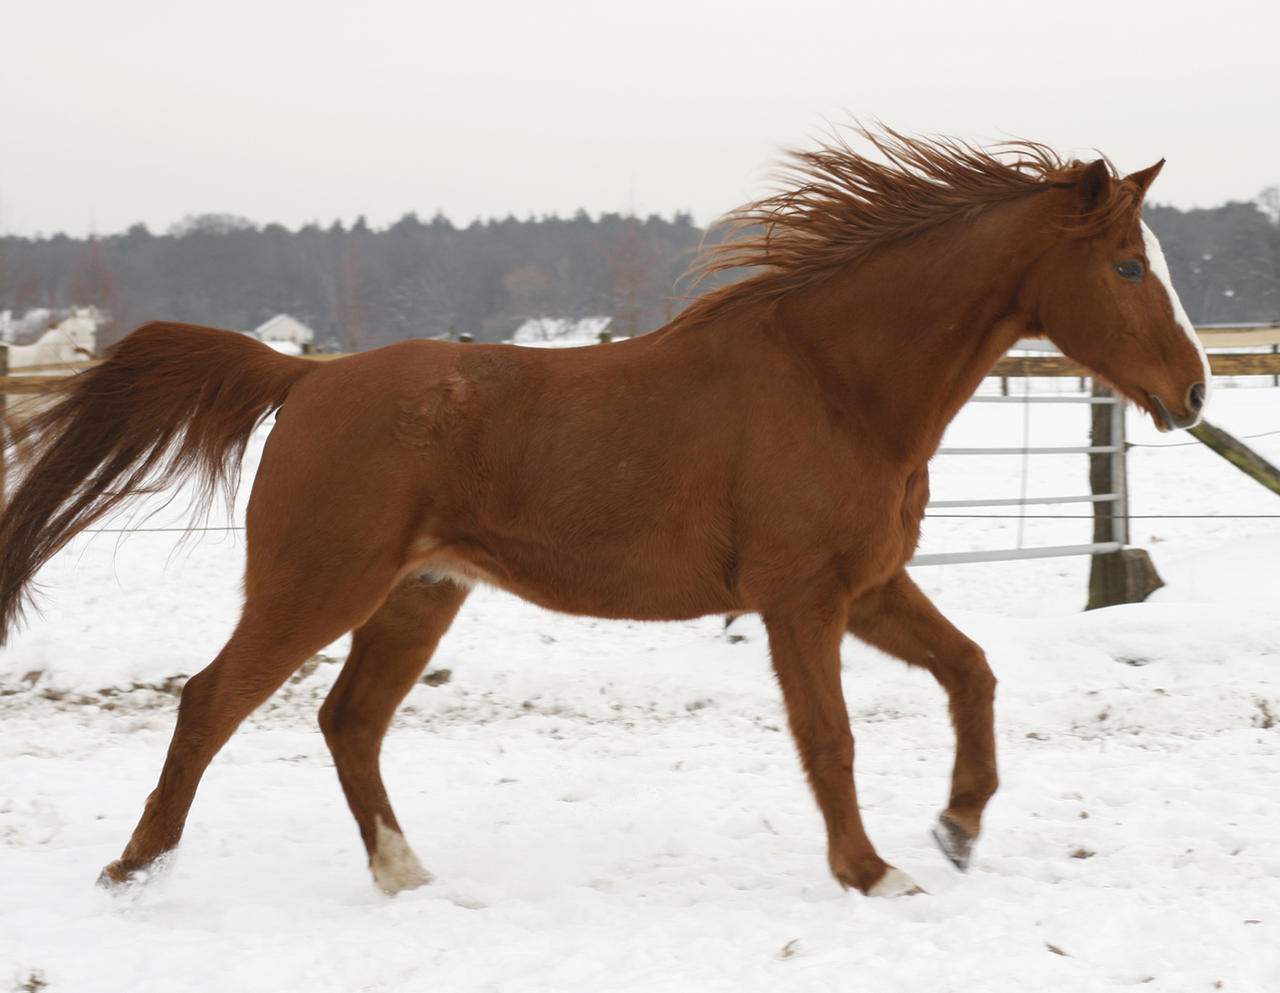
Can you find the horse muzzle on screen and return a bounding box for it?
[1148,382,1205,432]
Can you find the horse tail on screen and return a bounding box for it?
[0,321,318,636]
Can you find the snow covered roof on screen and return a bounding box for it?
[253,314,314,344]
[510,316,616,348]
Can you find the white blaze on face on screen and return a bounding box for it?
[1142,221,1212,389]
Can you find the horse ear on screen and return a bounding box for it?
[1124,159,1165,199]
[1076,159,1113,210]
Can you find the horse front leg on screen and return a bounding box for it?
[846,570,998,871]
[762,598,922,897]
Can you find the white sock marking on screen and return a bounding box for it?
[867,866,923,897]
[370,818,433,895]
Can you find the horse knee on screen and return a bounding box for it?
[968,647,996,701]
[317,695,341,743]
[935,640,996,702]
[175,666,214,713]
[318,696,375,758]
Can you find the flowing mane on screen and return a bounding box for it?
[678,127,1137,325]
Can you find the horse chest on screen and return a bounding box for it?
[824,464,931,585]
[895,465,931,553]
[726,456,929,594]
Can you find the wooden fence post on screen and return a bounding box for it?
[1086,382,1164,609]
[0,342,7,500]
[1187,419,1280,497]
[1,343,6,647]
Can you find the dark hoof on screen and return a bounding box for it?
[932,812,974,871]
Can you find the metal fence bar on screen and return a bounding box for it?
[1109,385,1129,546]
[937,444,1121,456]
[927,493,1116,509]
[967,394,1116,405]
[910,541,1123,567]
[912,386,1128,567]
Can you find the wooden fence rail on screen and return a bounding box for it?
[993,352,1280,378]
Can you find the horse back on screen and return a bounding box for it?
[259,331,915,619]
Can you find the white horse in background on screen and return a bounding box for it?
[3,310,98,369]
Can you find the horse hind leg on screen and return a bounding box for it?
[99,520,414,888]
[846,571,998,872]
[99,594,387,887]
[318,572,469,895]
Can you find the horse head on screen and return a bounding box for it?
[1027,158,1209,431]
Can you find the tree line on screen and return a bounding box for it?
[1144,197,1279,326]
[1,196,1277,351]
[0,210,707,351]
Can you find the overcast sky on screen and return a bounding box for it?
[2,0,1276,238]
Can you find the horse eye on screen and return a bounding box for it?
[1113,259,1145,281]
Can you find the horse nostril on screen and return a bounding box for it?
[1187,382,1206,414]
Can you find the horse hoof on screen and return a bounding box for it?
[373,861,434,896]
[932,812,974,871]
[370,820,434,895]
[97,853,171,890]
[97,860,142,890]
[867,866,925,897]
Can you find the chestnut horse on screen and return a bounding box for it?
[0,129,1208,898]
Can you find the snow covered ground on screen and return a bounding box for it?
[1,379,1278,993]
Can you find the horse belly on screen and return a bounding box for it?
[409,528,738,622]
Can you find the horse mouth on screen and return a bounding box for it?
[1147,389,1204,432]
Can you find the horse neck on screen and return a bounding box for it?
[772,201,1046,464]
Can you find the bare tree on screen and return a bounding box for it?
[72,235,127,349]
[605,215,659,338]
[334,240,374,351]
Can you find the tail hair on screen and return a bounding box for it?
[0,322,316,636]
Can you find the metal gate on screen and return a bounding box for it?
[909,388,1126,566]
